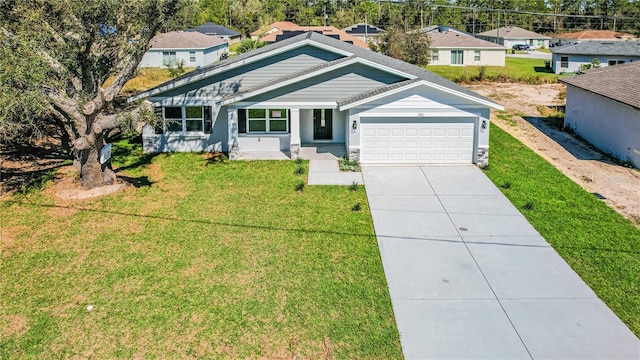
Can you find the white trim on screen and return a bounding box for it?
[219,57,417,106]
[129,38,353,102]
[231,101,337,109]
[339,80,503,111]
[359,111,478,118]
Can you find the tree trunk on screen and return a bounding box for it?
[78,132,116,189]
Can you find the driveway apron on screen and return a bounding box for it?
[362,165,640,360]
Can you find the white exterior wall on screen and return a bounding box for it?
[139,44,228,68]
[551,53,640,73]
[430,48,505,66]
[564,86,640,168]
[478,37,549,49]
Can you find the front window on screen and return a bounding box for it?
[159,106,211,134]
[538,40,545,46]
[560,56,569,68]
[474,50,481,61]
[451,50,464,65]
[189,51,196,62]
[608,59,625,66]
[247,108,288,133]
[431,50,439,61]
[162,51,177,64]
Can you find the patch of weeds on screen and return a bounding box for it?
[18,169,58,194]
[339,157,360,172]
[351,202,362,211]
[294,180,305,192]
[294,166,305,175]
[294,157,303,165]
[522,201,534,211]
[537,105,565,129]
[501,181,512,189]
[349,181,359,192]
[496,111,517,127]
[581,175,594,183]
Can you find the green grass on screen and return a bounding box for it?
[0,144,401,358]
[484,124,640,337]
[427,57,559,84]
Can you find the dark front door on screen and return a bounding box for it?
[313,109,333,140]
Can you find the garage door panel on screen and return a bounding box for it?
[361,120,475,164]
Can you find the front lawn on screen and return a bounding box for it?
[484,124,640,337]
[0,146,402,358]
[427,57,559,83]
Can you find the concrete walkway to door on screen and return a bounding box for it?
[362,166,639,360]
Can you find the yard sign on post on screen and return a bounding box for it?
[100,143,112,164]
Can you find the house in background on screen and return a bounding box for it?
[187,22,241,44]
[419,26,506,66]
[129,32,502,166]
[560,62,640,168]
[251,21,369,49]
[550,41,640,73]
[476,26,550,49]
[342,23,385,45]
[552,30,636,47]
[139,31,229,68]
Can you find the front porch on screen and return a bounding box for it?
[234,142,347,160]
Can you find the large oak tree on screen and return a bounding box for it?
[0,0,188,189]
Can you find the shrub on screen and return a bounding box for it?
[349,181,358,192]
[294,166,305,175]
[351,203,362,211]
[339,157,360,172]
[295,181,305,192]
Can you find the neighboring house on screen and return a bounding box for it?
[550,41,640,74]
[476,26,551,49]
[187,22,241,44]
[139,31,229,68]
[552,30,636,47]
[251,22,369,49]
[560,62,640,168]
[129,32,502,166]
[419,25,506,66]
[342,23,385,45]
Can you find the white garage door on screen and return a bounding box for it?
[360,119,475,164]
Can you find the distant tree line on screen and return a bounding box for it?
[184,0,640,37]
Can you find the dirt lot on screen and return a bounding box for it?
[467,83,640,225]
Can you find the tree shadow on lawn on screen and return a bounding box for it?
[533,66,555,74]
[7,200,378,239]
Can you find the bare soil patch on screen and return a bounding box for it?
[467,82,640,225]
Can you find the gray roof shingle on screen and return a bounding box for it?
[131,31,497,105]
[477,26,550,40]
[187,22,240,37]
[560,61,640,110]
[551,41,640,56]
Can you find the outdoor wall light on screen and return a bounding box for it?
[481,119,487,130]
[352,120,358,130]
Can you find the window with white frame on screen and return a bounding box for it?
[162,51,177,64]
[160,106,212,134]
[431,49,439,61]
[474,50,481,61]
[560,56,569,68]
[189,51,196,63]
[247,108,288,133]
[451,50,464,65]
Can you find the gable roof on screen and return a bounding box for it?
[342,23,385,36]
[416,25,472,37]
[250,21,298,37]
[554,30,636,41]
[551,41,640,56]
[149,31,227,50]
[477,26,550,40]
[187,22,240,37]
[560,61,640,110]
[258,25,369,49]
[129,31,500,109]
[428,29,506,49]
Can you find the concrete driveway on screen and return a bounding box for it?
[362,166,639,360]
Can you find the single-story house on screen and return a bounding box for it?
[129,32,502,166]
[187,22,241,44]
[139,31,229,68]
[419,26,506,66]
[342,23,385,45]
[552,30,636,47]
[550,41,640,74]
[560,62,640,168]
[476,26,550,49]
[251,22,369,49]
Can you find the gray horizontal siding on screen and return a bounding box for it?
[157,46,343,100]
[242,63,406,103]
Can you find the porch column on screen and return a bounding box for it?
[228,108,239,160]
[290,108,300,158]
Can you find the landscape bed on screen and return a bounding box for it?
[0,144,402,359]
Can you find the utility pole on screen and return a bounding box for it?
[496,11,500,45]
[324,6,327,26]
[472,8,476,34]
